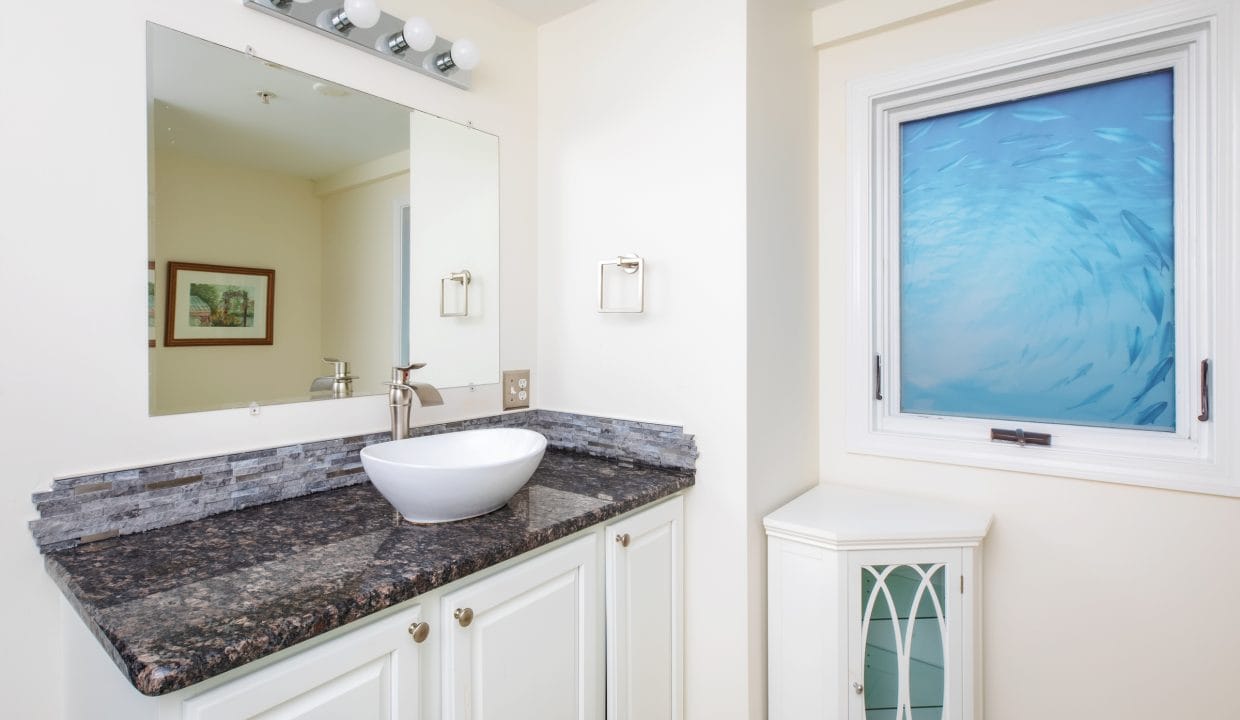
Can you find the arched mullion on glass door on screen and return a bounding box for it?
[862,563,950,720]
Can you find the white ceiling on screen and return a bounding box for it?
[490,0,843,25]
[487,0,596,24]
[150,26,409,180]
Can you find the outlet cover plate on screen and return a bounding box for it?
[503,370,530,411]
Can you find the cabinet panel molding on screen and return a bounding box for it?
[440,534,600,720]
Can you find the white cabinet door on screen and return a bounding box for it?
[181,604,426,720]
[605,496,683,720]
[440,534,600,720]
[847,548,963,720]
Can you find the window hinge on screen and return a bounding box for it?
[960,575,964,594]
[874,355,883,401]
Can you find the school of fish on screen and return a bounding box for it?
[899,70,1177,431]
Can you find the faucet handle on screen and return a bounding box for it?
[392,363,427,384]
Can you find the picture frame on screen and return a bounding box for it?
[164,262,275,347]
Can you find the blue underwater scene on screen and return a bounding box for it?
[899,70,1176,431]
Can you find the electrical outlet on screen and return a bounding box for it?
[503,370,531,411]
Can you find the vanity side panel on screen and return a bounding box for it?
[63,600,160,720]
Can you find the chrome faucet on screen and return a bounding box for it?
[310,357,357,398]
[387,363,444,441]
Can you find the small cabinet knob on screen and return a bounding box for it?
[407,621,430,644]
[852,681,865,695]
[454,607,474,628]
[616,533,631,548]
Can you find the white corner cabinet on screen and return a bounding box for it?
[765,485,991,720]
[64,496,684,720]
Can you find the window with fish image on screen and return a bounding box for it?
[898,69,1176,432]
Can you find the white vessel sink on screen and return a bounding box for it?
[360,428,548,524]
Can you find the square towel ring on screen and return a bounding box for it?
[440,270,472,317]
[598,255,644,313]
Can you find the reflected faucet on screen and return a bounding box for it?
[310,357,357,398]
[387,363,444,441]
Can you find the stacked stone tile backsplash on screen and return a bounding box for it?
[528,410,699,469]
[29,410,697,552]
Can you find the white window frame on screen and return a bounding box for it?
[845,0,1237,495]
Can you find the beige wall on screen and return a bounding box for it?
[0,0,537,716]
[152,149,324,414]
[320,164,409,396]
[817,1,1240,718]
[539,1,817,717]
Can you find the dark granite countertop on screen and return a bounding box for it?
[45,449,694,696]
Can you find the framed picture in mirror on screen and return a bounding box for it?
[148,261,156,348]
[164,262,275,347]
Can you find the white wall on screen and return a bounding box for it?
[0,0,536,715]
[538,1,751,716]
[817,1,1240,718]
[409,112,502,389]
[538,1,817,717]
[745,2,819,716]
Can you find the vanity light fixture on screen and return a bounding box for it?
[435,39,481,73]
[389,16,436,54]
[329,0,381,32]
[244,0,478,90]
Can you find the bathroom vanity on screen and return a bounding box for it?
[38,14,693,719]
[49,449,689,720]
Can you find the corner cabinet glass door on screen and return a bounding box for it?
[848,549,963,720]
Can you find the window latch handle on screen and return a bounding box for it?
[990,427,1051,446]
[1198,359,1210,422]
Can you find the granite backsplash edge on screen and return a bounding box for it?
[29,410,698,552]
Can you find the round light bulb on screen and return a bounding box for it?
[343,0,381,29]
[450,39,481,71]
[402,17,436,52]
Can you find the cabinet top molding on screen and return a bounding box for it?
[764,484,992,551]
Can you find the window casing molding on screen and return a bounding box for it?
[844,0,1237,495]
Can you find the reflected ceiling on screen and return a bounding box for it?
[149,29,407,180]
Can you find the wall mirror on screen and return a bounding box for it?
[147,24,499,416]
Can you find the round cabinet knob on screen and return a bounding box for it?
[407,621,430,644]
[852,681,865,695]
[616,533,631,548]
[454,607,474,628]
